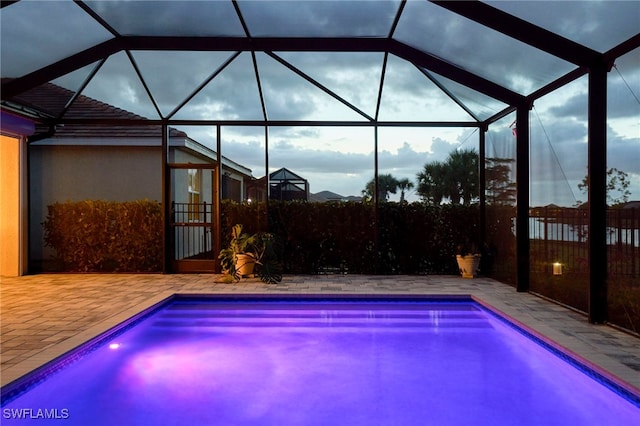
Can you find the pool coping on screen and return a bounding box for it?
[471,296,640,406]
[2,292,639,407]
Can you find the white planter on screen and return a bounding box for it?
[456,254,481,279]
[236,254,256,277]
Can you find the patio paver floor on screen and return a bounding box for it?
[1,273,639,397]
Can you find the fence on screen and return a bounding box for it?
[529,206,639,277]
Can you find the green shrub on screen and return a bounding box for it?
[43,200,162,272]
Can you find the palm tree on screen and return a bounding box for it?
[447,148,479,205]
[397,178,415,203]
[362,173,400,202]
[416,161,447,204]
[416,148,479,205]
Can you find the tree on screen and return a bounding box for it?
[577,167,631,206]
[416,161,447,205]
[485,157,516,206]
[447,149,479,205]
[416,148,479,205]
[397,178,415,203]
[362,173,400,202]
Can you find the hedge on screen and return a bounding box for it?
[221,200,481,275]
[43,200,163,272]
[43,199,481,274]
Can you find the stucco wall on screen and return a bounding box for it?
[0,134,27,276]
[29,145,162,269]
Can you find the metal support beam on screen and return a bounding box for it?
[588,61,608,324]
[2,35,523,108]
[389,40,523,106]
[51,118,481,128]
[479,125,486,247]
[1,39,123,99]
[264,125,269,230]
[374,125,380,274]
[431,0,600,66]
[161,124,170,273]
[526,67,589,108]
[418,67,480,122]
[267,52,374,121]
[375,52,389,121]
[214,125,222,273]
[167,51,241,120]
[122,35,388,53]
[604,33,640,67]
[515,104,530,292]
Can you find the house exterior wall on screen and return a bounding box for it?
[29,144,161,269]
[27,137,251,271]
[222,172,244,202]
[0,134,28,276]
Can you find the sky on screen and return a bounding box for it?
[2,0,639,206]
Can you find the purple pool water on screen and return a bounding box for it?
[2,297,639,425]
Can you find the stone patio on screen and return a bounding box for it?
[1,273,639,399]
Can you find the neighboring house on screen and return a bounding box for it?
[251,169,362,203]
[261,167,309,201]
[1,82,256,273]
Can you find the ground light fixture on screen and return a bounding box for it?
[553,262,563,276]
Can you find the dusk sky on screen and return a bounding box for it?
[2,0,638,205]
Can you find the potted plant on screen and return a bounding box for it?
[455,238,481,279]
[218,224,282,284]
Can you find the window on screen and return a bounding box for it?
[222,174,242,202]
[188,169,201,221]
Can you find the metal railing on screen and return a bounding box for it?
[529,206,639,277]
[171,202,213,260]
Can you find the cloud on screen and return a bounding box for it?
[486,0,640,52]
[545,78,640,121]
[608,132,640,176]
[237,0,399,37]
[394,0,571,94]
[428,137,460,160]
[608,77,640,119]
[527,109,639,205]
[3,0,638,204]
[0,1,111,77]
[87,1,244,37]
[545,93,588,120]
[221,131,440,175]
[276,51,386,118]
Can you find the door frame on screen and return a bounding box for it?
[167,163,220,273]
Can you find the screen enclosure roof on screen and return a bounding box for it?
[1,0,639,128]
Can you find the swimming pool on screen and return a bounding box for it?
[2,296,639,425]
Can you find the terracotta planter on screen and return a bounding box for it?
[236,254,256,277]
[456,254,481,279]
